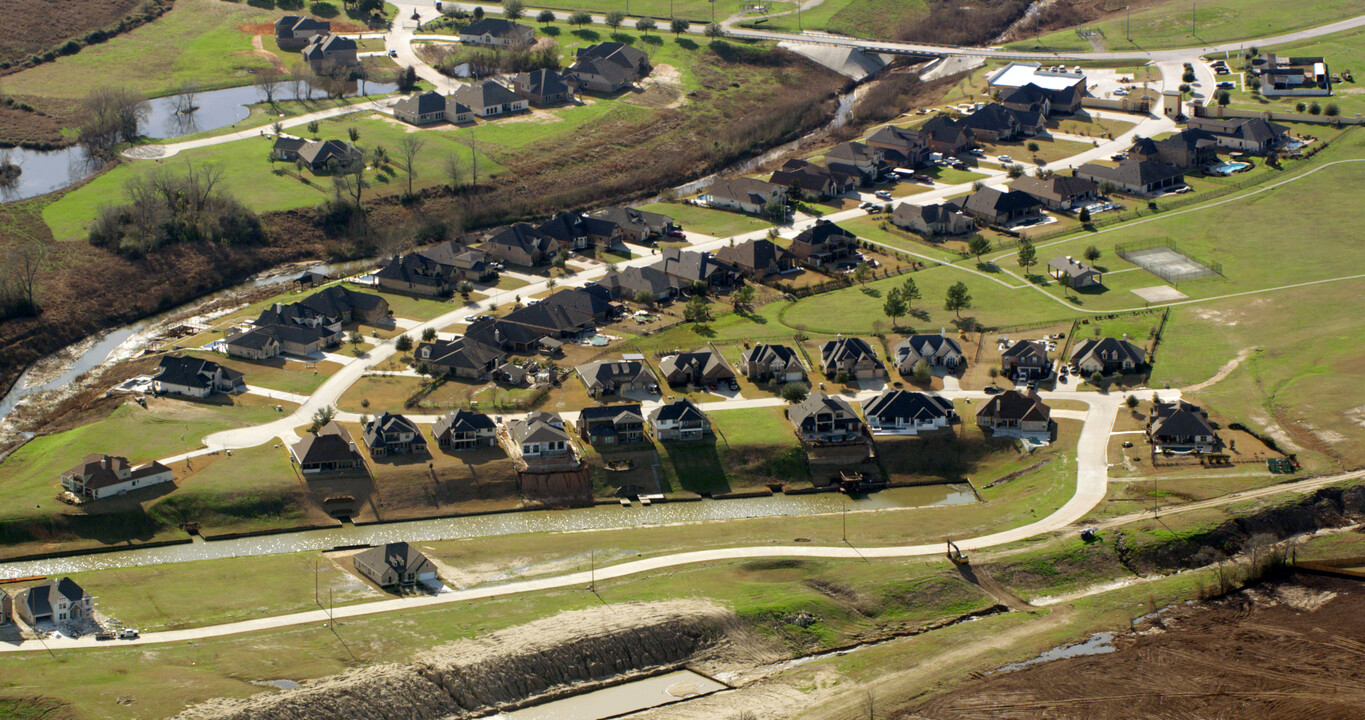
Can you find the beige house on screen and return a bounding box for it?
[353,542,438,588]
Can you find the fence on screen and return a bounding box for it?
[1191,104,1364,126]
[1116,238,1223,285]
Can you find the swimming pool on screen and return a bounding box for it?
[1210,161,1251,175]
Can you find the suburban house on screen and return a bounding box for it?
[1071,337,1146,375]
[353,542,438,589]
[820,337,887,381]
[597,265,684,302]
[894,334,965,373]
[223,328,283,360]
[363,412,429,457]
[961,188,1043,226]
[1129,130,1220,169]
[866,125,929,168]
[576,360,658,397]
[509,414,577,466]
[537,212,617,251]
[997,81,1084,115]
[431,409,498,450]
[272,138,362,173]
[920,115,974,154]
[14,578,92,626]
[715,239,797,277]
[649,398,711,441]
[1010,175,1100,211]
[789,219,860,268]
[452,80,530,118]
[986,62,1086,114]
[1047,256,1103,289]
[788,391,865,444]
[739,343,805,383]
[416,336,505,380]
[701,177,788,215]
[587,206,677,244]
[1254,53,1331,96]
[290,421,366,474]
[770,159,858,199]
[153,355,245,398]
[481,223,558,266]
[1148,399,1221,453]
[458,18,536,49]
[376,244,496,297]
[60,454,174,501]
[1185,117,1290,154]
[659,348,735,387]
[302,33,359,71]
[825,141,885,183]
[655,248,740,290]
[891,202,974,236]
[492,361,530,387]
[1001,340,1051,380]
[567,42,650,93]
[861,389,956,435]
[392,91,473,125]
[976,389,1052,439]
[299,285,390,326]
[512,68,571,106]
[274,16,330,50]
[961,103,1042,142]
[1075,159,1185,196]
[577,403,647,445]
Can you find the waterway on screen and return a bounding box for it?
[486,670,726,720]
[0,79,398,203]
[0,484,975,577]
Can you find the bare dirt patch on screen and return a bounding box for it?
[0,0,148,66]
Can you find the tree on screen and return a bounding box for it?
[348,331,364,349]
[853,261,871,285]
[1325,103,1340,117]
[569,10,592,26]
[1308,101,1322,115]
[1026,141,1040,152]
[12,240,47,308]
[605,10,625,29]
[1247,76,1261,93]
[1181,69,1195,83]
[347,126,361,143]
[307,119,320,137]
[944,281,971,317]
[309,405,338,433]
[732,284,755,309]
[422,327,437,342]
[900,277,920,308]
[1089,370,1103,386]
[333,152,368,207]
[1295,101,1307,113]
[636,17,657,34]
[671,18,690,35]
[882,287,907,328]
[988,366,999,384]
[443,151,462,192]
[1084,245,1101,263]
[254,68,284,105]
[398,65,419,92]
[1215,89,1230,108]
[967,235,992,262]
[781,382,809,403]
[537,9,556,24]
[504,0,525,19]
[1006,163,1025,179]
[473,6,484,20]
[546,277,558,289]
[395,333,413,351]
[1125,394,1139,410]
[456,280,474,299]
[764,199,786,220]
[396,135,426,198]
[913,360,932,383]
[79,86,149,151]
[705,22,724,37]
[271,121,284,136]
[633,289,655,307]
[1016,240,1037,275]
[684,295,711,323]
[1078,207,1091,223]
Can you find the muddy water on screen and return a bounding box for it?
[0,484,975,577]
[488,670,726,720]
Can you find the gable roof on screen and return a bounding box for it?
[862,390,955,422]
[822,336,880,364]
[453,80,524,110]
[867,125,926,151]
[363,411,424,447]
[963,187,1042,216]
[1002,340,1048,362]
[655,247,738,284]
[461,18,533,38]
[707,177,784,206]
[659,348,733,380]
[789,391,859,426]
[576,41,649,71]
[599,265,683,297]
[1010,174,1098,201]
[895,334,962,360]
[793,220,857,247]
[1077,158,1184,187]
[300,285,386,319]
[921,114,971,144]
[961,103,1022,133]
[155,355,242,390]
[893,202,966,226]
[978,390,1051,423]
[579,403,645,426]
[714,239,795,271]
[1150,400,1217,439]
[742,343,801,368]
[433,409,496,439]
[575,360,657,390]
[510,417,571,444]
[394,90,447,116]
[1048,255,1101,280]
[1070,337,1145,367]
[290,421,362,465]
[354,542,433,579]
[649,397,708,425]
[514,68,569,96]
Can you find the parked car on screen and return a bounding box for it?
[388,49,398,57]
[464,315,479,322]
[874,190,892,199]
[1216,81,1235,89]
[997,155,1013,163]
[119,629,139,639]
[667,229,685,238]
[1114,88,1130,96]
[968,148,986,157]
[983,386,1002,395]
[728,380,739,391]
[96,631,117,641]
[1110,153,1127,161]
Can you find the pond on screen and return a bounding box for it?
[0,78,399,203]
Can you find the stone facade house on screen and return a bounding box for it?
[739,343,805,383]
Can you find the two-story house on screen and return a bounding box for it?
[820,337,887,381]
[648,398,711,441]
[1001,340,1051,380]
[861,390,956,435]
[290,421,365,474]
[431,409,498,450]
[1148,399,1221,453]
[790,220,860,268]
[60,454,174,501]
[575,360,659,397]
[577,403,647,445]
[1071,337,1146,376]
[788,392,865,444]
[15,578,92,626]
[658,349,735,387]
[894,334,965,374]
[976,390,1052,440]
[363,412,428,457]
[153,355,246,398]
[739,343,805,383]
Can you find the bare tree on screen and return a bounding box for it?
[291,62,312,101]
[174,80,200,115]
[442,151,462,192]
[333,151,369,207]
[79,87,149,150]
[254,67,284,104]
[13,240,48,307]
[396,135,425,198]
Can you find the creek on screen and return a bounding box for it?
[0,79,398,203]
[0,484,975,577]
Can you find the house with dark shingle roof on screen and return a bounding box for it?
[820,337,886,381]
[659,348,735,386]
[770,159,858,199]
[452,80,529,117]
[894,334,964,373]
[270,136,308,161]
[1071,337,1145,375]
[1048,256,1103,289]
[702,177,788,215]
[509,414,577,467]
[578,403,647,445]
[1185,116,1289,154]
[866,125,929,168]
[60,454,174,501]
[598,265,684,302]
[739,343,805,383]
[920,115,975,154]
[976,390,1051,439]
[363,412,428,457]
[1010,175,1100,211]
[291,421,365,474]
[299,139,362,173]
[587,206,677,245]
[1129,129,1220,169]
[300,285,390,326]
[568,42,650,93]
[655,247,739,289]
[825,141,885,183]
[15,578,91,626]
[788,391,865,443]
[649,398,711,441]
[481,223,558,267]
[223,327,283,360]
[891,202,974,236]
[512,68,571,106]
[575,360,658,397]
[1075,159,1185,196]
[961,103,1038,142]
[790,219,860,268]
[275,16,330,50]
[961,187,1043,225]
[393,91,473,125]
[153,355,245,398]
[714,239,797,277]
[417,337,506,380]
[353,542,438,588]
[459,17,536,49]
[862,390,956,435]
[1148,399,1221,453]
[303,33,358,71]
[1001,340,1051,380]
[376,244,496,297]
[432,409,498,450]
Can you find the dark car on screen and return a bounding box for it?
[983,386,1002,395]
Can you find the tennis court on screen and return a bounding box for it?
[1121,246,1219,284]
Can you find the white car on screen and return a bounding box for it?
[874,190,892,199]
[997,155,1013,163]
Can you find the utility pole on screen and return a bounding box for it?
[590,549,595,591]
[314,560,319,606]
[842,499,847,542]
[798,1,803,32]
[1191,1,1196,37]
[1126,5,1131,41]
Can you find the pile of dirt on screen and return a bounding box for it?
[904,574,1365,719]
[173,600,763,720]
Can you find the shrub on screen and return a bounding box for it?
[395,334,413,351]
[781,382,809,403]
[1308,101,1322,115]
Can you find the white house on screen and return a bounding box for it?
[60,454,174,500]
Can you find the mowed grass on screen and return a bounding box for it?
[1011,0,1365,52]
[1226,29,1365,117]
[736,0,929,39]
[511,0,759,21]
[186,351,340,396]
[637,201,773,237]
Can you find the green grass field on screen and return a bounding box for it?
[736,0,928,38]
[519,0,761,21]
[636,201,773,237]
[1011,0,1365,53]
[1224,29,1365,117]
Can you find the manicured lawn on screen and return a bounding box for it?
[736,0,928,39]
[340,374,423,413]
[186,351,340,396]
[1223,29,1365,117]
[1010,0,1365,52]
[512,0,759,22]
[636,201,773,238]
[1047,115,1137,140]
[341,283,455,321]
